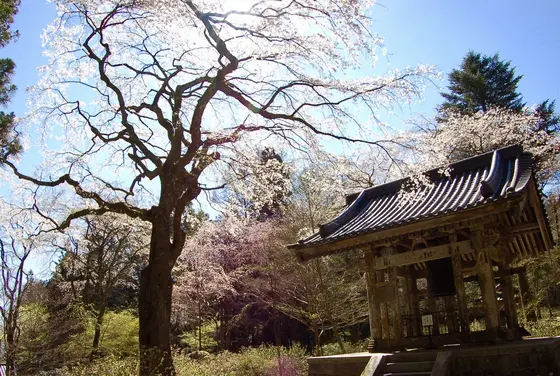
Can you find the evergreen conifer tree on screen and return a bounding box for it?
[438,51,524,115]
[0,0,21,162]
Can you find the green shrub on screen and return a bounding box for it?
[523,317,560,338]
[93,310,139,356]
[179,321,219,352]
[36,307,140,369]
[316,340,368,356]
[17,303,51,369]
[37,355,138,376]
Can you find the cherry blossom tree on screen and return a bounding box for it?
[172,221,235,351]
[172,216,279,350]
[184,199,368,354]
[3,0,436,372]
[279,170,371,352]
[402,108,559,184]
[215,147,293,218]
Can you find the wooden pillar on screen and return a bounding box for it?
[427,279,440,335]
[444,296,457,334]
[406,266,421,337]
[401,266,411,337]
[474,230,499,330]
[451,243,469,334]
[381,302,390,340]
[518,271,534,321]
[364,251,381,350]
[390,266,402,345]
[499,263,518,331]
[403,266,419,337]
[379,271,390,340]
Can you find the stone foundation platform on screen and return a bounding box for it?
[308,337,560,376]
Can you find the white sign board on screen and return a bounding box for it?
[421,314,434,327]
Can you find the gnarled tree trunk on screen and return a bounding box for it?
[90,304,107,360]
[138,204,178,376]
[6,326,17,376]
[139,261,175,375]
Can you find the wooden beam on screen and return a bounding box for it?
[510,221,540,235]
[518,270,534,321]
[378,271,390,340]
[448,231,468,335]
[371,240,473,270]
[381,302,390,341]
[406,266,421,337]
[477,251,499,329]
[374,281,392,289]
[463,266,526,283]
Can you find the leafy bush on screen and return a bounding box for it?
[179,321,219,352]
[40,307,139,368]
[523,317,560,338]
[36,356,138,376]
[17,303,51,369]
[316,340,368,356]
[92,310,139,356]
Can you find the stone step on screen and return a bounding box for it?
[384,360,434,373]
[385,351,438,363]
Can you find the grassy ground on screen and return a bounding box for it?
[37,346,309,376]
[521,308,560,338]
[34,339,373,376]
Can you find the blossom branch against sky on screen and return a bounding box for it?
[0,0,557,272]
[0,0,437,234]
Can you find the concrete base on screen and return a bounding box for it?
[448,337,560,376]
[307,352,384,376]
[308,337,560,376]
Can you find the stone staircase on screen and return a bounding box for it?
[379,351,437,376]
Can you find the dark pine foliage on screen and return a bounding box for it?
[437,51,559,185]
[534,99,560,135]
[0,0,21,161]
[439,51,525,115]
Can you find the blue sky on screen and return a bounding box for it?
[4,0,560,135]
[371,0,560,119]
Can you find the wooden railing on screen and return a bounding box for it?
[401,310,459,338]
[400,308,487,338]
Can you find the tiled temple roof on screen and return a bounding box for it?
[292,145,538,251]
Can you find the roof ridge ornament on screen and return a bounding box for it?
[480,150,502,198]
[319,190,369,238]
[505,157,520,194]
